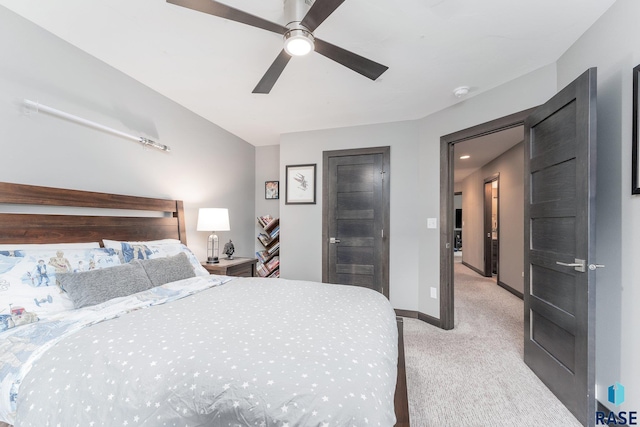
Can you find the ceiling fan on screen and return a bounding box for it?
[166,0,389,94]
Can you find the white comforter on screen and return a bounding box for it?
[1,276,398,427]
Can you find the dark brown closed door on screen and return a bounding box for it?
[323,147,390,297]
[524,68,597,426]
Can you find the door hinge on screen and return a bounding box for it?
[380,170,386,181]
[381,229,384,238]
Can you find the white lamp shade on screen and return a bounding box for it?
[197,208,230,232]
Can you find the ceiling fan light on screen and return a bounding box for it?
[284,28,314,56]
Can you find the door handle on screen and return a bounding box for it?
[329,237,341,244]
[556,258,586,273]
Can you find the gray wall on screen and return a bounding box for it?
[460,142,524,294]
[280,121,421,310]
[255,145,280,253]
[0,6,255,261]
[279,65,556,314]
[555,0,639,411]
[460,170,485,272]
[416,65,557,316]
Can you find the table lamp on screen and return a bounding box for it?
[196,208,230,264]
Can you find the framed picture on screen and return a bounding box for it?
[633,64,640,194]
[265,181,279,200]
[285,164,316,204]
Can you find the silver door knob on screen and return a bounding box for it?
[329,237,341,244]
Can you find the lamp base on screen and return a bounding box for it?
[206,256,219,264]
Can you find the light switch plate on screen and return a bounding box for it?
[430,287,437,299]
[427,218,437,229]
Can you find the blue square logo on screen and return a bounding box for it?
[608,382,625,407]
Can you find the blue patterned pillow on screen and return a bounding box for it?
[0,248,121,332]
[102,239,209,276]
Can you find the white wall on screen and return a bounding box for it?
[417,65,557,317]
[280,121,420,310]
[556,0,640,412]
[0,6,255,260]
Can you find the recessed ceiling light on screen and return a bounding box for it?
[460,155,470,159]
[453,86,470,98]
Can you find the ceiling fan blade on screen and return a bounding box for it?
[314,38,388,81]
[253,50,292,94]
[167,0,288,35]
[301,0,347,32]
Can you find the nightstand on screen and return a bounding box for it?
[201,257,257,277]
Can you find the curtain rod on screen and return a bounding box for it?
[24,99,170,152]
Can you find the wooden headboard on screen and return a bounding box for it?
[0,182,187,245]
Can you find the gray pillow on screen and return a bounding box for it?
[58,262,154,309]
[133,252,195,286]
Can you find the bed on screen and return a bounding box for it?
[0,182,408,427]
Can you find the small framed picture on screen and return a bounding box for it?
[265,181,279,200]
[285,164,316,204]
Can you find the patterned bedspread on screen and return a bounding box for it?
[1,276,398,427]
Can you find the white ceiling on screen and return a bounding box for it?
[0,0,616,146]
[453,125,524,184]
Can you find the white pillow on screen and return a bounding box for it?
[101,240,208,277]
[0,247,122,332]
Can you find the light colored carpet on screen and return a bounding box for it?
[403,260,583,426]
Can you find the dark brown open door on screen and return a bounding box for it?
[524,68,597,426]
